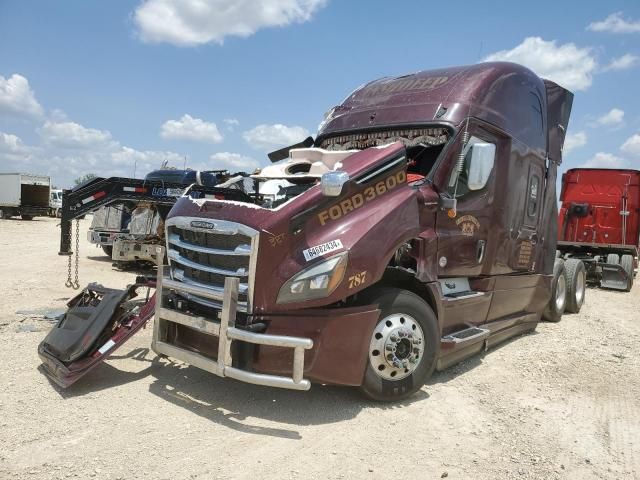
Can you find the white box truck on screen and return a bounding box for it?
[0,173,51,220]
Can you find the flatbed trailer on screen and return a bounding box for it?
[57,176,250,288]
[556,168,639,291]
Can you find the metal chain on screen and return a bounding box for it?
[65,222,74,288]
[73,219,80,289]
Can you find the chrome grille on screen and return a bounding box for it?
[165,217,259,312]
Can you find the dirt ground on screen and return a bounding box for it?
[0,217,638,480]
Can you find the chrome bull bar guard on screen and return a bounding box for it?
[151,247,313,391]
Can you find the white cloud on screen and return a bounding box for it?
[110,146,186,174]
[160,114,223,143]
[563,131,587,154]
[243,123,309,150]
[0,115,189,187]
[483,37,597,91]
[210,152,259,170]
[582,152,626,168]
[134,0,328,46]
[0,132,28,154]
[621,134,640,158]
[0,74,44,118]
[594,108,625,127]
[40,120,116,149]
[0,132,33,162]
[604,54,639,71]
[588,12,640,34]
[224,118,240,132]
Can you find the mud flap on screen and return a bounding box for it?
[600,263,631,291]
[38,282,156,388]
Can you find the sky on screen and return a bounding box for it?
[0,0,639,188]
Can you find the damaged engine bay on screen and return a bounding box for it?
[247,127,450,209]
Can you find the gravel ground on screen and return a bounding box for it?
[0,217,639,480]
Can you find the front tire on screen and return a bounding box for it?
[564,258,586,313]
[359,288,439,402]
[21,214,33,220]
[543,259,566,322]
[101,245,113,257]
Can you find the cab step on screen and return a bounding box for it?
[437,326,490,371]
[443,290,484,300]
[442,326,490,344]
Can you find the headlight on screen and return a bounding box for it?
[277,252,348,304]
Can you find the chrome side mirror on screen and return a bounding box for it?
[321,171,349,197]
[467,142,495,191]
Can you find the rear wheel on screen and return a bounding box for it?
[21,214,33,220]
[543,259,566,322]
[564,259,586,313]
[101,245,113,257]
[621,254,634,292]
[606,253,619,265]
[359,288,439,402]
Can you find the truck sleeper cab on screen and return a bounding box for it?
[39,62,578,401]
[150,62,576,401]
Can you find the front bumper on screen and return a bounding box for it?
[153,249,380,390]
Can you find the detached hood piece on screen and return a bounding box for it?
[253,148,357,180]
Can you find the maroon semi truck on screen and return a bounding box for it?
[40,62,580,401]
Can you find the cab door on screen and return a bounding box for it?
[435,133,497,278]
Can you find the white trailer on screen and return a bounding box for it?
[0,173,51,220]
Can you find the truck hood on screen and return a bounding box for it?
[167,142,422,313]
[169,142,406,233]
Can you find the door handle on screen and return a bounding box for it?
[476,239,486,264]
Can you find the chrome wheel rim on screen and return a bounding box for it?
[555,273,566,311]
[369,313,424,381]
[575,270,585,305]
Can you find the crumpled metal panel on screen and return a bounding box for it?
[128,205,162,236]
[90,205,125,231]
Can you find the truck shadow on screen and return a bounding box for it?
[49,347,428,440]
[86,256,114,262]
[145,360,429,440]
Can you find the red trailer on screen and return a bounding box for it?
[557,168,639,291]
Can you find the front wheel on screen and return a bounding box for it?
[101,245,113,257]
[21,214,33,220]
[359,288,439,402]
